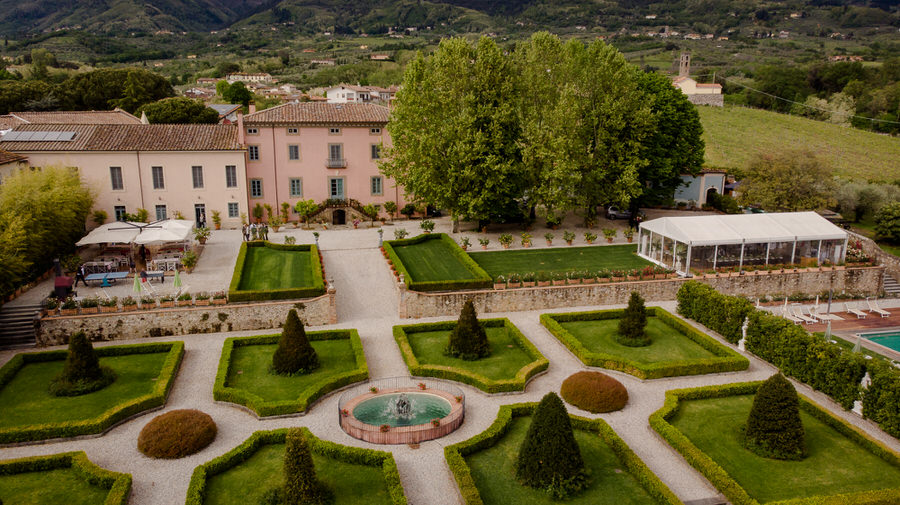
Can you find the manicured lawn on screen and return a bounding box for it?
[203,443,393,505]
[560,317,716,364]
[0,467,110,505]
[237,246,315,290]
[405,326,533,381]
[469,244,650,277]
[225,341,358,402]
[670,394,900,503]
[392,237,481,282]
[465,416,659,505]
[0,352,169,429]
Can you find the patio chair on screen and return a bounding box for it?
[844,302,867,319]
[781,306,804,325]
[867,297,890,318]
[790,304,817,324]
[798,304,821,323]
[811,304,843,321]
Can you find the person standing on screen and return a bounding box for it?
[74,263,86,287]
[242,224,248,241]
[262,223,269,240]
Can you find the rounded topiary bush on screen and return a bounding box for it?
[560,371,628,413]
[743,373,806,460]
[49,331,116,397]
[137,409,217,459]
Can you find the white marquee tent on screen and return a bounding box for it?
[637,212,849,275]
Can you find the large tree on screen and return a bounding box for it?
[739,150,836,211]
[62,68,174,112]
[136,97,219,124]
[380,37,524,230]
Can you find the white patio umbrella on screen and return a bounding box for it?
[133,219,194,245]
[76,221,143,246]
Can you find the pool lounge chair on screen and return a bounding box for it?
[798,304,821,323]
[844,302,867,319]
[867,297,890,318]
[781,306,804,325]
[791,304,817,324]
[811,304,843,321]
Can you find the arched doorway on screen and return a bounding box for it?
[333,209,346,225]
[705,187,718,204]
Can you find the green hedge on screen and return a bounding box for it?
[228,241,326,302]
[540,308,749,379]
[213,330,368,417]
[650,381,900,505]
[445,402,681,505]
[0,451,132,505]
[185,427,407,505]
[676,281,900,438]
[383,233,492,291]
[0,341,184,444]
[393,319,548,393]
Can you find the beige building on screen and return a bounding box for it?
[225,72,273,84]
[672,76,723,106]
[0,150,27,185]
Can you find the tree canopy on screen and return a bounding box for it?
[739,150,836,211]
[136,97,219,124]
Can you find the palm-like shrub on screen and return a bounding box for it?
[617,291,650,347]
[744,373,806,460]
[560,371,628,413]
[272,310,319,375]
[515,392,589,499]
[445,299,491,360]
[283,429,332,505]
[49,331,116,396]
[137,409,217,459]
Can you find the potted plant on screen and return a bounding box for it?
[195,292,211,306]
[493,275,506,290]
[122,296,137,311]
[394,229,409,240]
[177,292,193,307]
[602,228,616,243]
[100,296,118,313]
[253,203,264,223]
[420,219,435,234]
[499,233,513,249]
[211,291,227,305]
[478,237,490,250]
[269,214,283,232]
[582,270,597,284]
[79,297,100,314]
[546,214,562,230]
[597,269,611,283]
[281,201,291,222]
[181,250,198,273]
[624,228,635,243]
[60,297,78,316]
[611,270,625,282]
[536,271,551,287]
[584,231,597,245]
[211,210,221,230]
[44,297,59,317]
[353,218,361,229]
[508,273,522,288]
[430,418,441,427]
[626,269,641,281]
[521,232,532,248]
[567,270,582,285]
[522,272,536,288]
[418,382,427,390]
[563,230,575,245]
[140,296,156,310]
[544,232,554,246]
[460,237,471,251]
[194,226,211,245]
[551,271,567,286]
[159,295,175,309]
[384,201,398,221]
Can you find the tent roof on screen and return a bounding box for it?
[76,219,194,246]
[75,221,144,245]
[639,211,847,246]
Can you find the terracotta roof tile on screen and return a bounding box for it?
[0,124,242,152]
[8,109,142,125]
[0,115,26,130]
[0,150,26,164]
[245,102,389,125]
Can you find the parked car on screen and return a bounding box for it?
[605,205,632,220]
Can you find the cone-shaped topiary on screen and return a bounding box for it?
[617,291,650,347]
[283,428,332,505]
[272,310,319,375]
[445,299,491,360]
[49,331,116,396]
[744,373,806,460]
[515,392,589,499]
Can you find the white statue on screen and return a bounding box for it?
[738,316,749,352]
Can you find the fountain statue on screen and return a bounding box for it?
[738,317,749,352]
[393,393,413,418]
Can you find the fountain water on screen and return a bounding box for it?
[393,393,412,418]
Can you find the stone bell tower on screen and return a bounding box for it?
[678,52,691,77]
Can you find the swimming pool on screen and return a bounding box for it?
[860,330,900,353]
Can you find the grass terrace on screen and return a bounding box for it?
[383,233,491,291]
[652,382,900,504]
[228,241,325,302]
[446,403,680,505]
[0,452,131,505]
[469,244,651,278]
[541,308,748,379]
[186,428,406,505]
[214,330,368,417]
[0,342,184,444]
[393,319,548,393]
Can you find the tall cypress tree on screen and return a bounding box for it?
[283,429,331,505]
[50,331,115,396]
[515,392,588,498]
[617,291,650,346]
[446,299,491,360]
[272,309,319,375]
[744,373,806,460]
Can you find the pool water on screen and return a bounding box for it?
[353,392,451,427]
[862,330,900,352]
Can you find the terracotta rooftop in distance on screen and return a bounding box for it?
[0,150,26,164]
[0,123,242,152]
[6,109,142,125]
[245,102,389,125]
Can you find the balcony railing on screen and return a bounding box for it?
[326,158,347,168]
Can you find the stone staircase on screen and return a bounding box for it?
[0,303,40,350]
[885,274,900,298]
[683,498,730,505]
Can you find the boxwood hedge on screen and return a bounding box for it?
[650,381,900,505]
[213,330,368,417]
[445,402,681,505]
[540,307,749,379]
[393,318,548,393]
[185,427,407,505]
[383,233,492,292]
[228,241,326,302]
[0,341,184,444]
[0,451,132,505]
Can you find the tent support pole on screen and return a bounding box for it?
[685,243,692,277]
[818,239,822,264]
[791,238,797,265]
[739,241,745,271]
[713,245,718,270]
[765,242,770,266]
[842,236,849,263]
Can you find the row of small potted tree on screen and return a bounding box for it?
[45,292,228,316]
[493,266,675,289]
[458,229,636,250]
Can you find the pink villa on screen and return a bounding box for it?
[242,102,407,223]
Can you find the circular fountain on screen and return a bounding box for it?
[339,378,465,444]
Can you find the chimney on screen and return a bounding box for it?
[236,109,245,146]
[248,101,257,114]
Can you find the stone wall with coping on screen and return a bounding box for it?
[399,267,883,319]
[36,290,337,346]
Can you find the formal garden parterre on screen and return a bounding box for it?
[383,233,492,291]
[228,241,326,302]
[469,244,652,281]
[0,451,131,505]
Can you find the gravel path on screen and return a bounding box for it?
[2,230,900,505]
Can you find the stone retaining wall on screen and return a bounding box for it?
[36,290,337,346]
[852,231,900,281]
[399,267,883,319]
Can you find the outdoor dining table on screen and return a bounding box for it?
[144,271,165,283]
[83,261,116,274]
[84,271,130,287]
[150,258,180,271]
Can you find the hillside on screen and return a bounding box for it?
[698,105,900,181]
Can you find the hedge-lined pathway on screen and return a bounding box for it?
[3,232,900,504]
